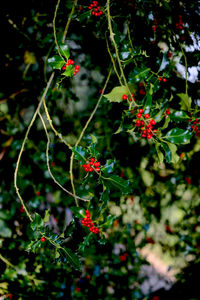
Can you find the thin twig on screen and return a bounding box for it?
[39,112,90,202]
[69,67,113,206]
[62,0,78,43]
[14,73,55,222]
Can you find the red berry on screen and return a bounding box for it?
[82,164,86,168]
[90,161,93,165]
[122,94,127,100]
[137,113,142,118]
[144,114,149,119]
[151,120,156,125]
[158,77,162,81]
[163,78,167,82]
[147,134,152,139]
[90,157,95,162]
[41,237,45,242]
[152,25,156,31]
[139,109,143,113]
[86,164,90,168]
[36,191,40,196]
[89,167,93,172]
[20,205,25,213]
[94,162,100,167]
[95,167,100,172]
[85,167,89,172]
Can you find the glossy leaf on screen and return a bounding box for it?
[101,159,115,175]
[103,175,132,194]
[59,44,70,59]
[101,215,116,228]
[155,143,164,164]
[61,247,81,270]
[177,93,192,111]
[165,128,192,144]
[72,146,88,163]
[170,111,189,121]
[70,206,85,218]
[48,55,65,70]
[31,213,44,231]
[104,85,134,103]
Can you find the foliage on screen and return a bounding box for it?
[0,0,200,299]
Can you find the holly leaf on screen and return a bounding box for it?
[70,206,86,218]
[62,66,74,77]
[101,159,115,175]
[31,213,44,231]
[104,85,134,103]
[61,247,81,270]
[103,175,132,194]
[167,142,180,164]
[165,128,192,144]
[72,146,88,163]
[177,93,192,112]
[170,111,189,121]
[0,220,12,238]
[43,210,50,223]
[48,55,65,70]
[59,44,70,59]
[155,143,164,164]
[101,215,116,228]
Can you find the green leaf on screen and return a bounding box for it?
[43,210,50,223]
[143,92,152,110]
[155,143,164,164]
[162,115,170,129]
[104,85,134,103]
[177,93,192,111]
[70,206,85,218]
[31,213,44,231]
[101,159,115,175]
[153,106,167,122]
[62,66,74,77]
[59,44,70,59]
[103,175,132,194]
[47,55,65,70]
[170,111,189,121]
[140,170,154,187]
[0,220,12,237]
[101,215,116,228]
[72,146,88,163]
[161,142,179,164]
[167,143,180,164]
[88,142,98,157]
[61,247,81,270]
[165,128,192,144]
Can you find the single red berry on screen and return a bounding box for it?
[36,191,40,196]
[122,94,127,100]
[84,167,89,172]
[137,113,142,118]
[41,237,45,242]
[51,162,55,167]
[144,114,149,119]
[20,205,25,213]
[158,77,162,81]
[138,109,143,113]
[163,78,167,82]
[86,164,90,168]
[147,134,152,139]
[89,167,93,172]
[82,164,86,168]
[90,157,95,162]
[95,167,100,172]
[62,66,66,71]
[75,287,81,293]
[152,25,156,31]
[90,161,93,165]
[151,120,156,125]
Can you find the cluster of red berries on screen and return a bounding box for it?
[88,1,103,16]
[120,252,128,261]
[176,15,184,30]
[122,94,135,102]
[164,108,170,118]
[82,157,101,172]
[61,59,80,76]
[138,83,146,95]
[135,109,157,140]
[152,17,158,31]
[81,210,100,234]
[189,118,200,137]
[158,77,167,82]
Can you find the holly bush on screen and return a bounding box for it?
[0,0,200,299]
